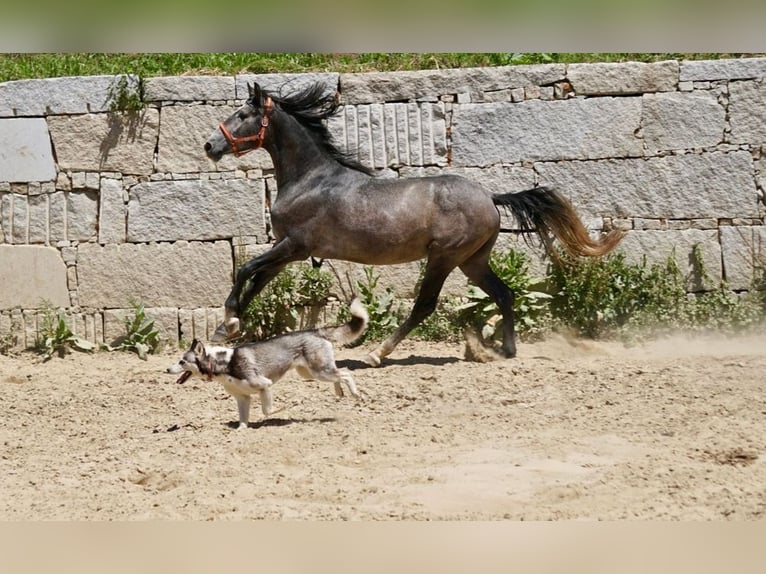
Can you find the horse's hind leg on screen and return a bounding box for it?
[459,245,517,358]
[365,257,454,367]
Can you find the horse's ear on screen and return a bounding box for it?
[248,82,263,105]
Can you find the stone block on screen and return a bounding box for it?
[184,306,225,341]
[642,91,725,152]
[234,73,339,101]
[11,193,26,243]
[47,110,159,175]
[27,193,48,244]
[0,245,70,309]
[680,58,766,81]
[567,60,678,95]
[56,172,71,191]
[156,104,272,173]
[339,65,565,104]
[83,311,104,344]
[451,97,642,165]
[728,80,766,144]
[0,75,138,117]
[66,190,98,242]
[720,225,766,290]
[536,152,758,220]
[616,229,722,291]
[84,172,100,190]
[143,76,236,102]
[178,309,193,344]
[76,241,233,308]
[48,192,66,243]
[0,118,57,182]
[178,307,223,348]
[127,179,265,243]
[66,265,77,290]
[755,156,766,194]
[326,102,447,168]
[0,193,10,239]
[98,178,126,244]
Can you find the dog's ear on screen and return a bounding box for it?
[192,339,205,355]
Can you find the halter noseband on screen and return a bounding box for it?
[218,96,273,157]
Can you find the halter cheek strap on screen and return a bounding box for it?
[218,96,273,157]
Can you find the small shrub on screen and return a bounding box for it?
[242,263,334,340]
[103,300,161,360]
[457,249,552,342]
[34,300,95,361]
[0,317,20,355]
[296,266,334,306]
[0,332,17,355]
[353,266,403,342]
[412,297,465,342]
[549,247,766,339]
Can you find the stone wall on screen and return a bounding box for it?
[1,59,765,348]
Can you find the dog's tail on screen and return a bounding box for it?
[319,298,369,345]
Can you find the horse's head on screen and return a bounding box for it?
[204,82,274,161]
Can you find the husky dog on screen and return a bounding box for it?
[167,299,368,429]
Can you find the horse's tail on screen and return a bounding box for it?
[492,186,623,258]
[319,298,369,345]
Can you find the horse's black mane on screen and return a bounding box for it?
[258,82,375,175]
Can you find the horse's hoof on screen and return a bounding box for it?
[211,318,240,342]
[362,351,382,367]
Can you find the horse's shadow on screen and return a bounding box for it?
[226,416,337,430]
[337,354,460,370]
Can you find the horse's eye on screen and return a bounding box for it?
[237,112,247,120]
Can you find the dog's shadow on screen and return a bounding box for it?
[226,416,337,430]
[338,354,460,370]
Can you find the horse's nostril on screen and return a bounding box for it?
[204,142,212,152]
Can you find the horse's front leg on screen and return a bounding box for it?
[214,238,308,341]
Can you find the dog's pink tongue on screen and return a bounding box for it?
[176,371,192,384]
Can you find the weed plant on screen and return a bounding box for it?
[348,266,403,343]
[107,75,144,113]
[34,300,95,361]
[549,250,766,340]
[102,300,162,360]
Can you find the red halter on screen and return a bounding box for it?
[218,96,273,157]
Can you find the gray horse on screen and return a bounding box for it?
[204,82,621,365]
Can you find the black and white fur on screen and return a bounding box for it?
[167,299,368,429]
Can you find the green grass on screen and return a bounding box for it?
[1,53,762,82]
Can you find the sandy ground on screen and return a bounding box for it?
[1,331,765,521]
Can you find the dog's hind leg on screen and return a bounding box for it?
[259,387,274,417]
[339,369,360,401]
[311,367,360,401]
